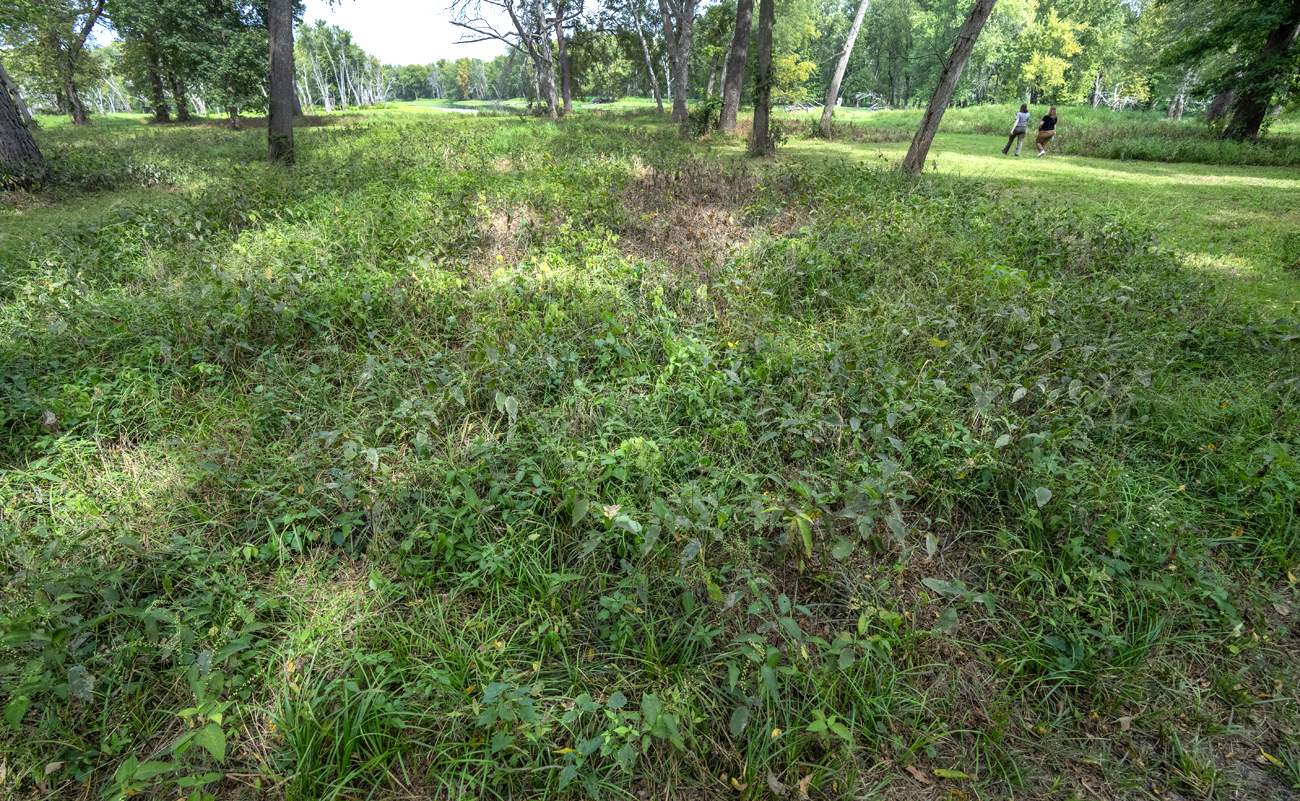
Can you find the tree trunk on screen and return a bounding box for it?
[268,0,296,163]
[705,50,720,97]
[293,79,304,115]
[1090,68,1103,108]
[820,0,870,137]
[149,66,170,122]
[659,0,697,123]
[534,0,559,118]
[902,0,998,173]
[555,15,573,114]
[0,60,35,129]
[634,11,664,113]
[750,0,776,154]
[0,59,45,185]
[720,0,754,132]
[1223,0,1300,141]
[169,73,191,122]
[62,53,88,125]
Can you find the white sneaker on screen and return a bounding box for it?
[1037,151,1044,157]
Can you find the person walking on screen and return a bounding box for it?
[1035,105,1058,157]
[1001,104,1031,155]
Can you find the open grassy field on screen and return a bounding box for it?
[2,108,1299,801]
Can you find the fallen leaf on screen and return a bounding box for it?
[933,768,973,779]
[796,773,814,799]
[1273,603,1290,616]
[44,762,64,776]
[1259,748,1284,768]
[905,765,934,785]
[766,771,788,797]
[730,776,748,791]
[1117,715,1134,732]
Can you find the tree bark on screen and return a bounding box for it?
[820,0,870,137]
[750,0,775,154]
[658,0,697,123]
[149,66,171,122]
[705,49,720,97]
[902,0,998,173]
[268,0,296,163]
[633,9,664,113]
[534,0,560,118]
[0,59,35,129]
[169,73,191,122]
[1223,0,1300,141]
[720,0,754,132]
[555,14,573,114]
[0,57,45,185]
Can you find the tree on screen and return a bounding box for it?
[902,0,998,173]
[658,0,697,122]
[719,0,753,131]
[820,0,870,136]
[5,0,106,124]
[750,0,776,153]
[449,0,567,117]
[1222,0,1300,139]
[0,56,35,127]
[0,53,44,185]
[268,0,295,162]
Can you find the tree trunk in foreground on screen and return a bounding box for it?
[1222,0,1300,141]
[0,60,35,128]
[819,0,870,137]
[555,16,573,114]
[149,66,171,122]
[749,0,775,154]
[720,0,753,132]
[0,58,45,185]
[268,0,296,163]
[902,0,997,173]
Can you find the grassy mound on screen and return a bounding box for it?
[1,115,1298,800]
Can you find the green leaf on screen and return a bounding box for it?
[933,768,973,779]
[838,647,856,671]
[193,722,226,762]
[831,539,854,560]
[640,693,661,727]
[571,496,588,527]
[661,712,685,750]
[760,665,778,698]
[729,705,749,737]
[829,720,854,742]
[796,517,812,556]
[5,695,29,728]
[504,395,518,421]
[706,582,723,601]
[558,763,578,790]
[935,607,959,633]
[1034,487,1052,508]
[995,434,1011,448]
[67,665,95,702]
[133,762,176,781]
[606,691,627,710]
[115,755,139,784]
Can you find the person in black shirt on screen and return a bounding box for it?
[1035,106,1058,157]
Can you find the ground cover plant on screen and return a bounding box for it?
[1,111,1299,801]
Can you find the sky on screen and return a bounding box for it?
[301,0,507,64]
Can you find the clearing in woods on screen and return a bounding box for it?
[1,108,1298,801]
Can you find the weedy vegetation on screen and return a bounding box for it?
[1,110,1298,801]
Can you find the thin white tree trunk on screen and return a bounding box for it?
[819,0,870,136]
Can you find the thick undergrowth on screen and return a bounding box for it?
[1,114,1298,800]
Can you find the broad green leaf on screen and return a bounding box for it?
[606,691,627,709]
[1034,487,1052,508]
[829,720,854,742]
[504,395,518,421]
[571,496,588,527]
[838,647,856,671]
[706,582,723,601]
[831,539,854,560]
[67,666,95,702]
[995,434,1011,449]
[640,693,661,726]
[729,705,749,737]
[796,517,812,557]
[133,762,176,781]
[5,695,29,728]
[558,763,578,790]
[193,722,226,762]
[935,607,959,633]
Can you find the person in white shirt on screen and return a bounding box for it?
[1001,104,1031,156]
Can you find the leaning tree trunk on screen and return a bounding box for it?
[555,16,573,114]
[268,0,296,163]
[0,61,45,186]
[720,0,754,133]
[0,60,35,128]
[633,11,664,113]
[749,0,776,154]
[819,0,870,137]
[62,53,88,125]
[705,49,720,97]
[902,0,998,173]
[1223,0,1300,141]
